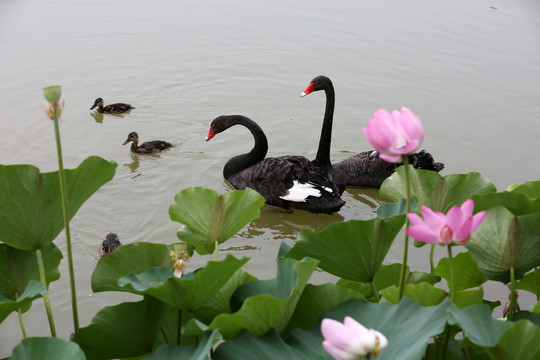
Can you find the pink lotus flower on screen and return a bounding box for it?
[362,107,424,163]
[407,199,487,246]
[321,316,388,360]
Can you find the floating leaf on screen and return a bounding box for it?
[208,257,318,339]
[466,206,540,283]
[169,187,265,255]
[0,281,47,323]
[286,216,405,282]
[434,251,488,291]
[118,254,249,311]
[0,157,116,251]
[381,168,496,212]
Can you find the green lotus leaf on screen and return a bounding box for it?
[466,206,540,283]
[515,268,540,297]
[91,242,174,293]
[434,251,488,291]
[78,295,176,360]
[0,243,62,299]
[169,187,265,255]
[118,254,249,311]
[286,283,366,333]
[0,280,47,323]
[208,257,318,339]
[286,216,405,282]
[144,329,222,360]
[214,298,451,360]
[381,167,496,212]
[0,157,116,251]
[381,283,447,306]
[11,337,86,360]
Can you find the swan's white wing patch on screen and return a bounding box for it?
[279,180,321,202]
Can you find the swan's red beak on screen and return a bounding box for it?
[206,126,215,141]
[301,82,315,97]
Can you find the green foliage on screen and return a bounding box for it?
[208,257,318,339]
[11,337,86,360]
[434,252,488,291]
[0,243,62,299]
[169,187,265,255]
[118,255,249,311]
[214,298,451,360]
[466,206,540,283]
[78,295,175,360]
[91,242,174,293]
[145,329,222,360]
[516,268,540,297]
[286,215,405,282]
[0,281,47,323]
[380,167,496,212]
[0,157,116,251]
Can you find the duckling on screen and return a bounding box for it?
[122,131,174,154]
[98,233,122,257]
[502,290,521,318]
[90,97,135,114]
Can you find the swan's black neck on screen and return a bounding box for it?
[314,85,335,167]
[219,115,268,179]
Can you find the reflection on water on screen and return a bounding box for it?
[90,112,104,123]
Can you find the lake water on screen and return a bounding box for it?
[1,0,539,355]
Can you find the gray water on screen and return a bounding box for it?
[1,0,540,355]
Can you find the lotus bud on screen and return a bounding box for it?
[42,85,62,103]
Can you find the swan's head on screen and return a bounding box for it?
[206,115,252,141]
[90,97,104,110]
[122,131,139,145]
[301,75,333,97]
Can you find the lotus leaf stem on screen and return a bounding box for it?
[36,248,57,337]
[398,158,412,301]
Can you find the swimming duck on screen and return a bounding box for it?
[90,97,135,114]
[122,131,174,154]
[98,232,122,257]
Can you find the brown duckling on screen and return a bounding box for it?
[98,232,122,257]
[122,131,174,154]
[90,97,135,114]
[502,290,521,318]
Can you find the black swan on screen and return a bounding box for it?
[90,97,135,114]
[301,75,444,188]
[122,131,174,154]
[205,115,345,214]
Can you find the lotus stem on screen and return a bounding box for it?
[370,282,380,302]
[447,245,455,302]
[52,108,80,336]
[15,292,27,338]
[509,267,517,321]
[398,157,412,301]
[36,249,57,337]
[430,244,435,284]
[215,240,219,261]
[534,267,540,302]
